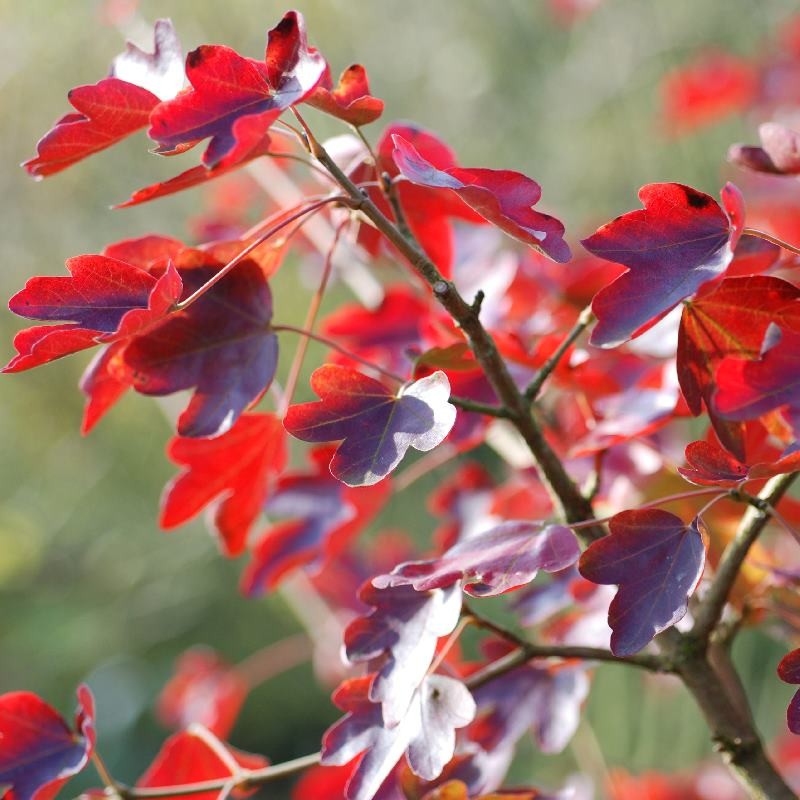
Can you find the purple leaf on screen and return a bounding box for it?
[392,135,571,263]
[284,365,456,487]
[582,183,745,348]
[579,510,707,656]
[120,259,277,438]
[778,648,800,734]
[374,522,580,597]
[345,582,462,725]
[322,674,475,800]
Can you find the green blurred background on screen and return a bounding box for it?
[1,0,798,796]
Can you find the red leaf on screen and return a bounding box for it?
[157,647,248,739]
[677,275,800,457]
[778,648,800,734]
[160,413,287,557]
[23,21,183,178]
[583,183,745,348]
[392,135,570,263]
[661,50,757,135]
[678,439,800,487]
[729,123,800,176]
[3,255,181,373]
[374,522,580,598]
[678,440,749,487]
[715,327,800,422]
[284,365,456,487]
[0,685,95,800]
[305,64,384,126]
[322,675,476,800]
[148,11,325,168]
[579,510,707,656]
[137,727,267,800]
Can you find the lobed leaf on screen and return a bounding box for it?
[579,510,707,655]
[284,365,456,487]
[374,522,580,598]
[160,413,287,556]
[583,182,744,349]
[392,135,570,263]
[148,11,325,168]
[345,582,462,725]
[322,675,476,800]
[0,685,95,800]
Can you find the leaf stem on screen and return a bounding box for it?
[742,227,800,257]
[233,633,313,689]
[175,196,348,313]
[281,220,349,414]
[524,305,595,401]
[272,323,406,384]
[112,751,322,799]
[690,471,799,643]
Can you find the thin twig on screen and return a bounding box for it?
[691,472,799,643]
[272,324,406,384]
[176,197,348,312]
[524,305,595,401]
[112,752,322,799]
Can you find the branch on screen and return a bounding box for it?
[524,305,594,401]
[691,471,799,643]
[293,112,605,542]
[109,751,322,799]
[463,604,670,691]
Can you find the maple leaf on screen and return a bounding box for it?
[284,365,456,487]
[678,439,800,487]
[778,648,800,734]
[3,255,182,373]
[23,21,183,178]
[392,135,571,264]
[579,510,707,656]
[345,583,462,725]
[677,275,800,458]
[729,122,800,176]
[374,522,580,598]
[714,327,800,422]
[157,647,248,739]
[148,11,325,168]
[305,64,384,126]
[241,451,390,593]
[322,674,476,800]
[119,259,278,438]
[0,685,95,800]
[160,413,286,557]
[136,726,267,800]
[583,182,745,349]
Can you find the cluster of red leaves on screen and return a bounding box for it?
[7,7,800,800]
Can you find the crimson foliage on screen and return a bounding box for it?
[5,8,800,800]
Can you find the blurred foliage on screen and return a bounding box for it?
[1,0,798,797]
